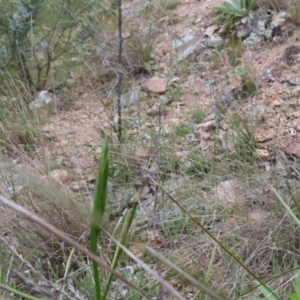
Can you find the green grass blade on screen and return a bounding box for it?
[156,181,277,298]
[253,280,280,300]
[198,231,220,300]
[101,227,185,300]
[103,202,138,299]
[145,246,225,300]
[90,137,109,300]
[271,186,300,228]
[0,283,40,300]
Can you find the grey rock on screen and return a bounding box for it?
[172,28,196,49]
[243,32,261,46]
[205,79,217,87]
[237,26,251,39]
[122,0,151,18]
[204,34,224,48]
[272,35,284,44]
[240,9,287,45]
[216,86,239,108]
[29,91,55,110]
[178,37,205,62]
[248,105,273,119]
[173,28,205,62]
[204,25,218,37]
[247,8,272,35]
[159,95,173,105]
[270,12,287,30]
[195,120,216,132]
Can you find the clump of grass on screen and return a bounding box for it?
[169,85,183,101]
[228,112,257,162]
[227,37,244,66]
[173,123,194,137]
[178,60,191,77]
[209,52,223,70]
[288,0,300,25]
[160,0,180,10]
[185,149,211,178]
[235,64,257,95]
[191,108,206,123]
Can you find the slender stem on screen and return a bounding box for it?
[116,0,123,142]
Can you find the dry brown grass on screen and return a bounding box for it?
[0,157,89,276]
[288,0,300,25]
[258,0,288,11]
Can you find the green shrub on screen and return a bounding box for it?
[214,0,258,18]
[0,0,86,93]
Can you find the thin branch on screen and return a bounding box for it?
[153,105,163,299]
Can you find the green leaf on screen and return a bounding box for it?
[213,0,256,17]
[249,0,258,10]
[286,293,300,300]
[255,280,280,300]
[224,0,241,10]
[89,137,109,300]
[271,186,300,228]
[213,5,231,13]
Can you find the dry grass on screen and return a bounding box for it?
[288,0,300,25]
[2,0,300,299]
[0,158,89,263]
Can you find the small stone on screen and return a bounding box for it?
[254,149,270,161]
[205,34,223,48]
[29,90,55,110]
[143,77,168,94]
[196,120,216,132]
[215,86,238,107]
[172,28,205,61]
[170,118,180,124]
[176,151,187,160]
[203,114,215,122]
[204,25,218,37]
[147,230,165,245]
[255,130,275,143]
[159,95,173,105]
[296,120,300,131]
[194,129,211,140]
[70,181,83,192]
[135,147,150,165]
[271,100,281,108]
[87,175,96,184]
[286,142,300,157]
[49,169,69,183]
[279,136,294,148]
[248,210,267,226]
[95,147,102,155]
[220,121,229,131]
[215,179,243,207]
[129,243,146,259]
[146,108,157,116]
[201,131,211,140]
[59,139,68,146]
